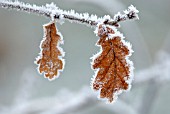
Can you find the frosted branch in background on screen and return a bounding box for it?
[135,52,170,114]
[40,87,98,114]
[135,51,170,84]
[2,52,170,114]
[0,0,139,27]
[0,87,137,114]
[0,52,170,114]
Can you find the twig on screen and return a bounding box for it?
[75,0,152,69]
[0,0,139,27]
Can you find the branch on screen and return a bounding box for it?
[1,50,170,114]
[1,52,170,114]
[0,87,138,114]
[135,51,170,84]
[0,0,139,27]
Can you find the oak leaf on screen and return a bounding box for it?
[36,21,64,80]
[91,24,134,103]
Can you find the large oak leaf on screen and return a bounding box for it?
[92,25,133,103]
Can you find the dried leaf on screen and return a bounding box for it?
[36,21,64,80]
[91,24,134,103]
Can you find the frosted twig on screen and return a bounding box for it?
[0,0,139,27]
[73,0,151,65]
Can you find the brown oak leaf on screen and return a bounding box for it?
[36,21,64,80]
[91,24,134,103]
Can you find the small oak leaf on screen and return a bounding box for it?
[36,21,64,80]
[91,24,134,103]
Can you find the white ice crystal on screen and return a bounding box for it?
[124,5,139,20]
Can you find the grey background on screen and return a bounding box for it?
[0,0,170,114]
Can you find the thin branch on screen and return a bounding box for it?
[0,0,139,27]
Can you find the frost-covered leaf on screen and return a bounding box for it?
[36,21,65,81]
[91,24,134,103]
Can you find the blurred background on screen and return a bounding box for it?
[0,0,170,114]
